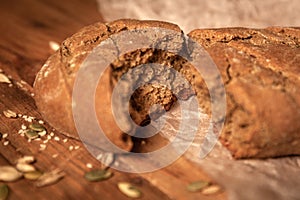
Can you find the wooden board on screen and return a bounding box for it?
[0,0,227,199]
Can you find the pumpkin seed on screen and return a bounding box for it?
[24,171,43,180]
[0,166,23,182]
[118,182,142,198]
[16,163,35,173]
[0,184,9,200]
[3,110,17,118]
[187,180,210,192]
[35,169,65,187]
[25,130,39,139]
[17,156,35,164]
[29,124,46,132]
[201,185,221,195]
[84,169,113,182]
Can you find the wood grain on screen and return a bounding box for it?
[0,0,226,199]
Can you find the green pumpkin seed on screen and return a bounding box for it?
[0,184,9,200]
[29,124,46,132]
[84,169,113,182]
[25,130,39,139]
[0,166,23,182]
[201,185,221,195]
[24,171,43,180]
[187,180,210,192]
[118,182,142,198]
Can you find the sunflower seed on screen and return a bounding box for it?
[29,124,45,132]
[84,169,113,182]
[38,130,47,137]
[187,180,210,192]
[24,171,43,180]
[118,182,142,198]
[25,130,39,139]
[3,110,17,118]
[16,163,35,173]
[201,185,221,195]
[0,184,9,200]
[35,169,65,187]
[0,73,11,84]
[17,156,35,164]
[0,166,23,182]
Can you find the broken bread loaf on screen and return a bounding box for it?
[34,19,300,158]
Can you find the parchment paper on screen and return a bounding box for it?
[95,1,300,199]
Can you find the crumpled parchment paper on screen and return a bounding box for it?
[97,0,300,32]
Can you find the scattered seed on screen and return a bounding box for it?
[17,156,35,164]
[2,134,8,139]
[201,185,222,195]
[50,132,54,137]
[187,180,210,192]
[3,141,9,146]
[74,146,80,150]
[69,146,74,151]
[16,163,35,173]
[21,125,27,130]
[0,166,23,182]
[47,135,51,140]
[54,136,60,141]
[24,171,43,180]
[86,163,93,169]
[52,154,58,158]
[35,169,65,187]
[49,41,60,51]
[0,73,11,84]
[39,144,47,151]
[0,184,9,200]
[38,120,44,124]
[84,169,113,182]
[29,124,45,132]
[3,110,17,118]
[118,182,142,198]
[63,139,68,143]
[43,140,49,144]
[25,130,39,139]
[38,130,47,137]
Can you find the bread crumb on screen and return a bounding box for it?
[69,146,74,151]
[86,163,93,169]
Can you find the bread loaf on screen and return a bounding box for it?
[34,19,300,158]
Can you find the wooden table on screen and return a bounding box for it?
[0,0,227,199]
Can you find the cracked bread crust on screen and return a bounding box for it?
[188,27,300,158]
[34,19,300,158]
